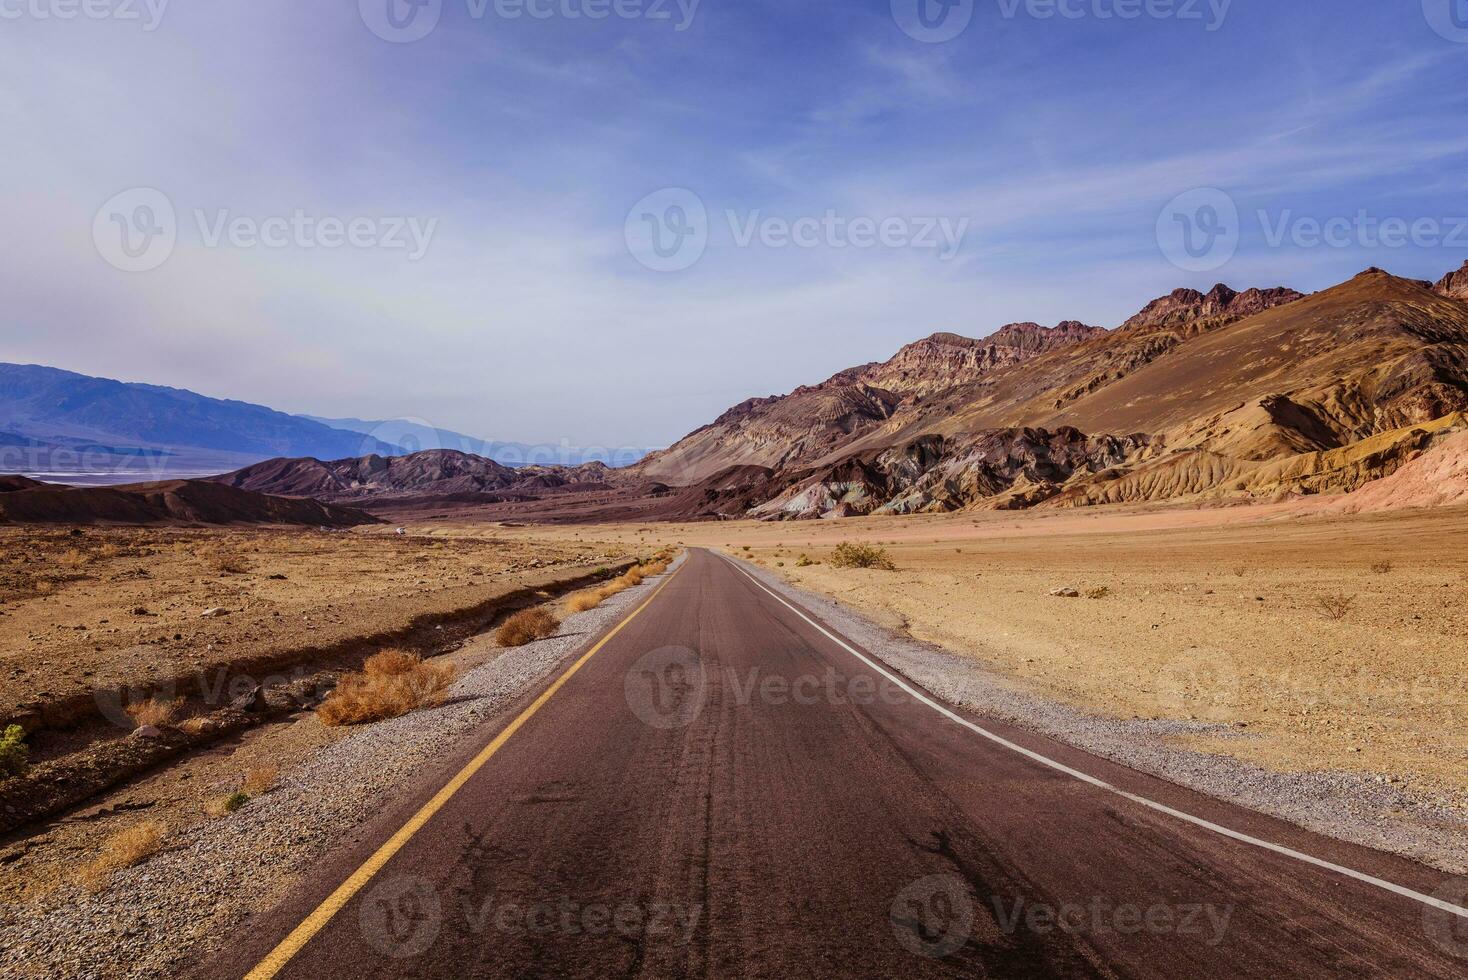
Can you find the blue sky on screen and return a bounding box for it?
[3,0,1466,450]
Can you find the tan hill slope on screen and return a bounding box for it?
[651,265,1468,519]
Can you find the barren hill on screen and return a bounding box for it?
[637,320,1108,484]
[641,265,1468,519]
[0,479,378,526]
[210,450,615,512]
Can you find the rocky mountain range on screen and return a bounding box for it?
[209,449,614,510]
[140,261,1468,525]
[632,263,1468,519]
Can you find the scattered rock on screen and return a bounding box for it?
[229,686,268,714]
[200,607,230,619]
[131,726,163,739]
[1048,587,1081,598]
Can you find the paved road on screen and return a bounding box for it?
[209,548,1467,978]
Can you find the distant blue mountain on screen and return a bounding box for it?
[301,416,645,468]
[0,363,402,481]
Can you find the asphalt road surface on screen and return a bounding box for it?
[207,548,1468,979]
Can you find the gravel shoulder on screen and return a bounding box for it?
[736,557,1468,876]
[0,557,682,980]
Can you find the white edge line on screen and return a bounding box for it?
[721,554,1468,921]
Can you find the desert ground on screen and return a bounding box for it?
[481,503,1468,805]
[0,525,652,910]
[0,526,630,736]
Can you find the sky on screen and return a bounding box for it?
[3,0,1467,452]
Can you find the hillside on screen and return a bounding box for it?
[637,320,1108,484]
[0,364,402,479]
[300,416,635,467]
[0,479,378,526]
[641,265,1468,519]
[209,449,616,511]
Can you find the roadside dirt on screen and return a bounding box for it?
[0,527,643,912]
[0,525,628,741]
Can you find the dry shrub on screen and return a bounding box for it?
[213,553,249,575]
[496,608,561,647]
[318,650,455,727]
[203,793,248,819]
[1316,594,1356,621]
[363,648,421,676]
[1370,560,1394,575]
[830,542,897,571]
[127,698,180,729]
[566,591,603,614]
[81,820,166,892]
[243,766,278,797]
[178,716,209,736]
[1085,586,1112,600]
[622,567,645,587]
[56,548,90,569]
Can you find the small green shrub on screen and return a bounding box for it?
[0,725,30,779]
[830,542,897,571]
[223,791,250,813]
[795,555,814,567]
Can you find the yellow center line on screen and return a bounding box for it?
[244,562,686,980]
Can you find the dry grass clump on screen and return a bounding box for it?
[566,591,603,614]
[212,552,250,575]
[563,555,675,616]
[1369,560,1394,574]
[127,698,181,729]
[1316,594,1356,621]
[80,820,166,892]
[830,542,897,571]
[243,765,278,796]
[1085,586,1112,599]
[496,608,561,647]
[317,649,456,727]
